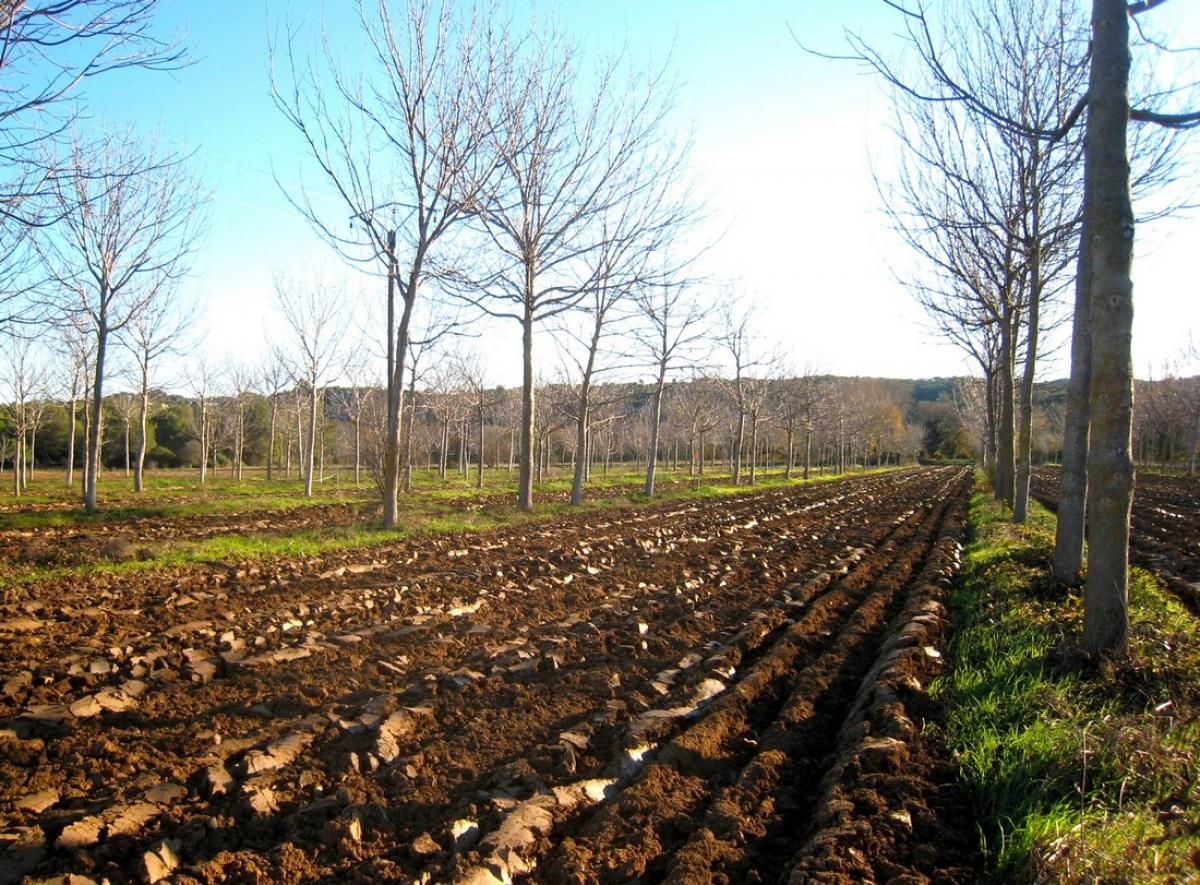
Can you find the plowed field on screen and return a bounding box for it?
[0,467,977,884]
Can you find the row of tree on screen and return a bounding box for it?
[851,0,1199,657]
[0,369,981,489]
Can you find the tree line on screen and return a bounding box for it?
[837,0,1199,657]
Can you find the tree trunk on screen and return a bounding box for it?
[403,371,416,493]
[354,412,361,484]
[66,392,77,487]
[1014,144,1044,524]
[134,362,149,493]
[267,399,277,482]
[749,415,759,485]
[518,306,535,511]
[304,382,317,497]
[84,320,107,512]
[732,410,746,485]
[996,308,1016,506]
[476,401,484,490]
[1054,157,1095,584]
[1083,0,1135,659]
[644,367,667,497]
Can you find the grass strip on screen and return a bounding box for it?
[0,467,902,590]
[932,481,1200,882]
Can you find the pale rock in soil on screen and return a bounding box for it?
[243,731,312,775]
[143,782,187,805]
[56,816,103,849]
[201,764,235,797]
[67,695,102,719]
[105,801,161,838]
[141,838,181,883]
[14,789,59,814]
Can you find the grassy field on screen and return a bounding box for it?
[935,482,1200,882]
[0,463,889,587]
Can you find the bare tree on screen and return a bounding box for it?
[1,1,185,328]
[455,25,684,511]
[275,275,345,497]
[717,302,769,486]
[57,317,94,487]
[120,292,188,491]
[271,0,500,527]
[258,354,291,482]
[633,279,710,496]
[838,0,1200,657]
[35,130,203,511]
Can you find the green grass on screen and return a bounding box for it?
[933,480,1200,882]
[0,464,908,589]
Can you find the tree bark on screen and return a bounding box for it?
[66,391,77,487]
[643,366,667,497]
[84,318,107,513]
[1083,0,1135,658]
[304,383,317,497]
[1013,145,1043,524]
[1054,158,1095,584]
[518,306,535,511]
[134,363,149,493]
[996,307,1016,506]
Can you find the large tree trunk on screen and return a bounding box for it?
[1054,160,1095,584]
[996,308,1016,506]
[198,402,208,483]
[518,305,535,512]
[749,414,759,485]
[1083,0,1135,659]
[644,367,667,497]
[1014,160,1043,523]
[382,239,407,528]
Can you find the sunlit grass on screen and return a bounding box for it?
[933,478,1200,882]
[0,463,909,588]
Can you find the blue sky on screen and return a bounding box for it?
[76,0,1200,387]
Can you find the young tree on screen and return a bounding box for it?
[121,294,188,491]
[457,26,684,511]
[275,276,345,498]
[1,2,184,323]
[271,0,500,527]
[36,130,203,511]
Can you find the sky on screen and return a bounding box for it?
[74,0,1200,390]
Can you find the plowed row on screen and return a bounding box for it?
[1031,468,1200,615]
[0,467,975,884]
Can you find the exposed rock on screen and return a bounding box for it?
[141,838,180,884]
[243,731,312,775]
[143,782,187,806]
[56,816,103,850]
[68,695,102,719]
[14,789,59,815]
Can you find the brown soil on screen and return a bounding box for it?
[0,468,978,884]
[1031,469,1200,615]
